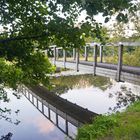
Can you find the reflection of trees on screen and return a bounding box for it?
[0,133,13,140]
[51,75,140,114]
[0,85,21,139]
[50,74,111,95]
[108,85,140,113]
[0,86,9,102]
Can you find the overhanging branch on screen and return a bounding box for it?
[0,32,49,43]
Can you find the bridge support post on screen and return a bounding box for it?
[42,102,44,114]
[53,47,56,65]
[48,107,51,119]
[93,45,98,76]
[28,92,30,100]
[56,48,59,60]
[76,48,79,72]
[24,89,27,96]
[84,46,88,61]
[32,95,34,104]
[65,120,69,135]
[100,45,103,63]
[36,99,39,109]
[56,113,58,126]
[73,48,76,61]
[117,44,123,81]
[63,49,66,69]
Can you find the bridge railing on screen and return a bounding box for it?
[47,42,140,82]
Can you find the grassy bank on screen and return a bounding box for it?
[76,101,140,140]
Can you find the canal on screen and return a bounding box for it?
[0,74,140,140]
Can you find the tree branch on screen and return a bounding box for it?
[0,32,49,43]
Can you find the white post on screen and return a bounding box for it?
[73,48,76,61]
[100,45,103,63]
[84,46,88,61]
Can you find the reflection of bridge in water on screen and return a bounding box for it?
[22,86,97,139]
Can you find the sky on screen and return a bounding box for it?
[78,8,140,38]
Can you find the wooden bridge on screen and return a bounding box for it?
[21,86,97,139]
[48,42,140,85]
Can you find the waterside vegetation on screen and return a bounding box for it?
[76,101,140,140]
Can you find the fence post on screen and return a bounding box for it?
[36,99,39,109]
[56,113,58,126]
[93,44,98,76]
[84,46,88,61]
[65,120,69,135]
[73,48,76,61]
[42,103,44,114]
[54,46,56,65]
[76,48,79,72]
[63,49,66,69]
[32,95,34,104]
[100,45,103,63]
[117,43,123,81]
[48,107,51,119]
[56,48,59,59]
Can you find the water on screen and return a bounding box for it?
[0,89,72,140]
[1,74,140,140]
[50,74,140,114]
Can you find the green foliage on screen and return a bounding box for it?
[0,58,23,88]
[18,52,55,87]
[112,101,140,140]
[85,27,109,45]
[110,2,140,40]
[123,47,140,67]
[76,115,117,140]
[77,101,140,140]
[104,56,118,64]
[105,47,140,67]
[0,0,139,88]
[0,53,55,89]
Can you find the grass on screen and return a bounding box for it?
[76,101,140,140]
[54,67,70,73]
[55,47,140,67]
[57,56,105,62]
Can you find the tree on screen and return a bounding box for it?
[0,0,139,88]
[107,1,140,42]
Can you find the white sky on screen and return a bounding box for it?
[78,10,113,26]
[78,10,136,37]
